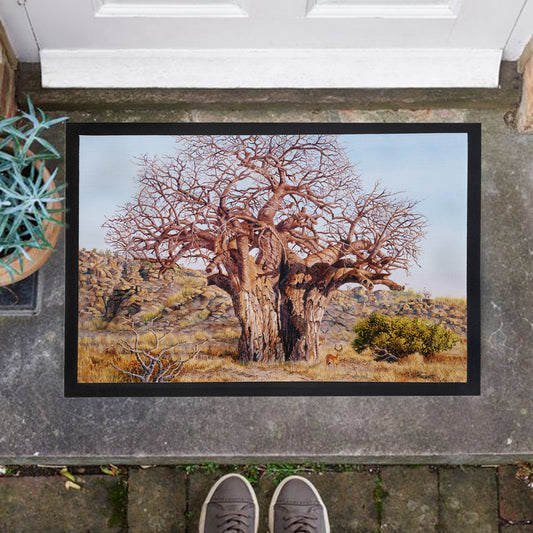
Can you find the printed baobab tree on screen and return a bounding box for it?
[104,135,426,363]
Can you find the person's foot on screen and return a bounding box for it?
[269,475,330,533]
[199,473,259,533]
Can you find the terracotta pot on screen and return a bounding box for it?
[0,153,63,287]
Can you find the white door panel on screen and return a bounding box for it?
[24,0,526,50]
[93,0,249,18]
[1,0,531,87]
[503,0,533,60]
[0,0,39,60]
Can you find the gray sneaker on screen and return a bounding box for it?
[269,476,330,533]
[199,473,259,533]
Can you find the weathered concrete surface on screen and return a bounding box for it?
[0,475,124,533]
[0,102,532,464]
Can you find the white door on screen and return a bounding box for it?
[1,0,532,87]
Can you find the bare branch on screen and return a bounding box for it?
[105,136,426,294]
[110,324,202,383]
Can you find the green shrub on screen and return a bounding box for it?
[352,313,459,359]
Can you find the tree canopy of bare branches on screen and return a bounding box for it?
[105,134,426,363]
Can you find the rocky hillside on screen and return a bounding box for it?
[78,249,467,339]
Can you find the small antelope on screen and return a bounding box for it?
[318,327,329,347]
[326,344,343,370]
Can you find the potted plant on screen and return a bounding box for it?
[0,98,68,286]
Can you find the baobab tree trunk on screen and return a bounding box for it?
[279,264,331,362]
[209,267,331,364]
[280,289,329,362]
[233,292,284,363]
[222,278,285,363]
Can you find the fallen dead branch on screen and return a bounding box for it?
[110,322,203,383]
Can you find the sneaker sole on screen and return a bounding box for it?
[198,473,259,533]
[268,475,330,533]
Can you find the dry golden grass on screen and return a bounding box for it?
[78,342,127,383]
[338,344,467,383]
[193,331,210,342]
[79,317,145,333]
[174,273,205,288]
[435,296,467,311]
[78,326,467,384]
[165,287,196,307]
[213,327,241,340]
[78,330,193,382]
[183,309,211,326]
[390,288,424,301]
[140,308,164,323]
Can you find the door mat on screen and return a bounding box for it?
[64,122,480,396]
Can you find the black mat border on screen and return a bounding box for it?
[65,122,481,397]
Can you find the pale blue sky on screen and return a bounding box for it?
[79,133,467,297]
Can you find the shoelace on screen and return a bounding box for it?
[216,510,251,533]
[283,512,319,533]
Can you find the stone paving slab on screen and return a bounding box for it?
[307,469,379,533]
[0,474,124,533]
[439,466,499,533]
[188,471,221,533]
[381,466,439,533]
[0,465,531,532]
[186,468,382,533]
[498,466,533,522]
[127,467,186,533]
[0,105,533,465]
[187,469,382,533]
[251,476,277,533]
[300,471,379,533]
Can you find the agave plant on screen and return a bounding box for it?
[0,98,68,281]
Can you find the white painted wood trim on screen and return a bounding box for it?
[0,0,39,62]
[92,0,248,18]
[502,0,533,60]
[40,48,502,88]
[306,0,462,19]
